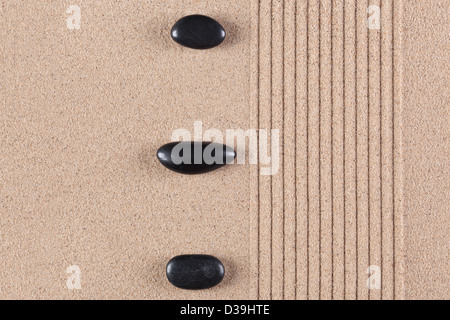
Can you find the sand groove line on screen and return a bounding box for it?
[250,0,402,300]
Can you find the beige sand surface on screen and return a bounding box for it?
[0,0,448,300]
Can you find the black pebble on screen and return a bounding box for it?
[166,255,225,290]
[157,141,236,175]
[171,15,226,50]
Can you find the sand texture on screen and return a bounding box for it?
[0,0,448,300]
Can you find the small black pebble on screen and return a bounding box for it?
[157,141,236,175]
[171,15,226,50]
[166,255,225,290]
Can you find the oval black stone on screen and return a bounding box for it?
[156,142,236,175]
[166,255,225,290]
[171,15,226,50]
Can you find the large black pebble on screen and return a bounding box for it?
[171,15,226,50]
[166,255,225,290]
[156,141,236,175]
